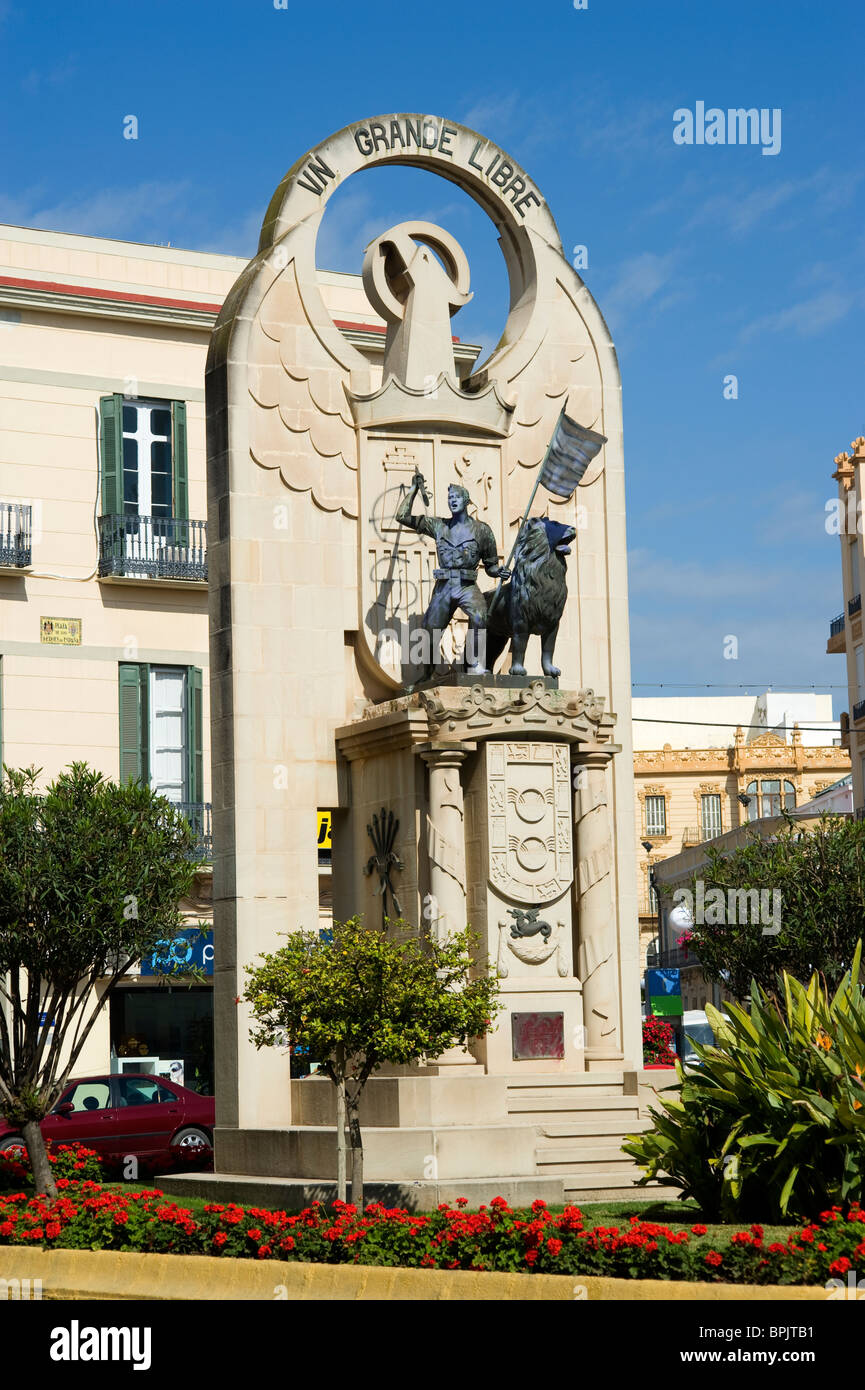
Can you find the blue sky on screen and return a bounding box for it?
[1,0,863,711]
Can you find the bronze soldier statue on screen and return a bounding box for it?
[396,470,509,675]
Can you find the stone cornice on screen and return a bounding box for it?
[421,679,618,748]
[634,742,850,776]
[336,680,621,758]
[0,279,220,330]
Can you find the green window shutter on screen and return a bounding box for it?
[172,400,189,521]
[186,666,203,803]
[99,394,124,516]
[119,663,149,784]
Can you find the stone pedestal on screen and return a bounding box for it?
[336,679,624,1078]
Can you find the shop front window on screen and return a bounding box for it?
[110,985,213,1096]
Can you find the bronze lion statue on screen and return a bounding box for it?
[485,517,576,677]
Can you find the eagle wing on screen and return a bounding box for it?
[247,257,359,518]
[488,259,607,527]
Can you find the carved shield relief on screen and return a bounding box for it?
[487,741,573,904]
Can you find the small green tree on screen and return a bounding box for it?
[679,814,865,999]
[244,917,501,1205]
[0,764,200,1195]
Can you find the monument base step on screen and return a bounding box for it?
[159,1170,684,1214]
[564,1174,684,1206]
[158,1172,567,1213]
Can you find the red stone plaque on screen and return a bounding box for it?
[511,1011,565,1061]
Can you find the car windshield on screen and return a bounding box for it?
[684,1023,715,1049]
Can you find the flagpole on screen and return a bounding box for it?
[487,405,566,619]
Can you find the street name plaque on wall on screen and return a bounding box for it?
[40,617,82,646]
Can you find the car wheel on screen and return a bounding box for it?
[170,1126,211,1155]
[0,1135,27,1155]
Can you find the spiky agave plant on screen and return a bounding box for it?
[625,943,865,1222]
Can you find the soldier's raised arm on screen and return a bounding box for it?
[395,471,433,535]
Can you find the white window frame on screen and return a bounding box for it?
[645,794,666,837]
[148,666,187,804]
[122,399,172,518]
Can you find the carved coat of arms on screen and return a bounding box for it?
[487,741,573,904]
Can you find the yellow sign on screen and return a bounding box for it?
[40,617,82,646]
[317,811,332,850]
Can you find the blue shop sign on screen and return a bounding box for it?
[141,928,214,977]
[646,968,681,997]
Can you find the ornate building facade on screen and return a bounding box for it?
[633,694,849,973]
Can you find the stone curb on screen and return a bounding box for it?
[0,1248,828,1301]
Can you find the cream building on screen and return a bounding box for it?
[632,691,849,972]
[0,221,422,1087]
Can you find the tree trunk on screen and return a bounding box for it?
[22,1120,56,1198]
[335,1068,347,1204]
[347,1095,363,1210]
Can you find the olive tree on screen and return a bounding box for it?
[244,917,501,1206]
[0,764,200,1195]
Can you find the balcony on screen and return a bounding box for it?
[646,945,697,970]
[177,802,212,861]
[849,593,862,617]
[0,502,32,568]
[682,825,723,846]
[828,611,846,654]
[98,514,207,583]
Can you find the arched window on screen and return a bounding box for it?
[746,778,796,819]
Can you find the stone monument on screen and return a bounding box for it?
[206,115,640,1189]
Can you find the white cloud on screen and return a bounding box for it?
[196,207,263,259]
[602,251,678,320]
[461,94,522,138]
[0,181,191,241]
[739,288,853,343]
[685,167,862,238]
[576,101,670,160]
[628,547,831,604]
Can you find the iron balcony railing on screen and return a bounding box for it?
[647,945,697,970]
[850,593,862,617]
[98,514,207,582]
[683,825,724,845]
[830,612,846,638]
[0,502,32,568]
[177,802,212,861]
[854,700,865,724]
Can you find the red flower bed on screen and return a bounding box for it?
[642,1014,677,1067]
[1,1163,864,1284]
[0,1142,103,1192]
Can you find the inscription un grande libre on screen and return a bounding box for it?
[293,116,544,221]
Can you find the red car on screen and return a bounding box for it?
[0,1073,214,1172]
